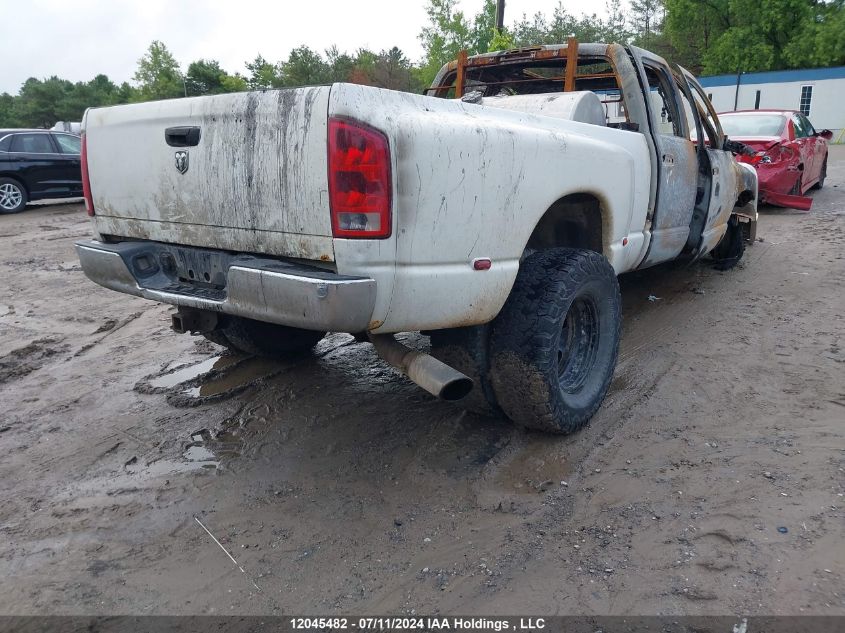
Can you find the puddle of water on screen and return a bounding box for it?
[180,357,281,399]
[64,459,213,499]
[149,355,239,389]
[122,457,213,479]
[163,359,189,372]
[183,444,218,462]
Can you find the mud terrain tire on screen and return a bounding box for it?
[204,316,325,358]
[711,214,746,271]
[489,248,621,434]
[430,325,500,416]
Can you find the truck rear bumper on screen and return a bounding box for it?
[75,239,376,333]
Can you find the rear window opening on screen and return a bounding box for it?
[426,54,629,127]
[719,114,787,137]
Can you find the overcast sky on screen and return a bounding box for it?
[1,0,610,94]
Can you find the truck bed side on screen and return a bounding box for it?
[329,84,651,331]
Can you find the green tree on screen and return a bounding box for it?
[489,28,515,51]
[663,0,844,74]
[472,0,498,53]
[512,11,553,47]
[0,92,21,127]
[116,81,137,103]
[85,74,121,105]
[133,40,184,100]
[185,59,227,95]
[56,81,96,121]
[371,47,417,91]
[348,48,378,85]
[418,0,475,87]
[220,73,248,93]
[245,54,282,90]
[281,46,330,86]
[15,77,73,127]
[702,0,815,73]
[510,2,618,47]
[784,0,845,68]
[630,0,665,49]
[603,0,631,43]
[5,73,133,127]
[326,46,357,83]
[663,0,730,72]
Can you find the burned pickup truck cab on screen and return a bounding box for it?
[76,42,757,434]
[427,44,757,263]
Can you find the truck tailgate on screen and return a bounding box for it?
[85,87,334,260]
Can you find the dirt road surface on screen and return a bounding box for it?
[1,148,843,616]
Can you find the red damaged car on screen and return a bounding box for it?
[719,110,831,210]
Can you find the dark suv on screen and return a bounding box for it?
[0,129,82,213]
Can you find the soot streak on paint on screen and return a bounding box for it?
[243,92,260,233]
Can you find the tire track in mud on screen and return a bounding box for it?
[73,311,145,357]
[0,336,69,385]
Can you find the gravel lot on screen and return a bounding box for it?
[0,147,843,616]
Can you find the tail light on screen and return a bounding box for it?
[327,117,391,238]
[80,132,94,216]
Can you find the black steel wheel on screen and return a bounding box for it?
[489,248,621,434]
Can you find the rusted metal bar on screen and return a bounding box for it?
[573,72,617,81]
[430,72,617,95]
[564,37,578,92]
[455,49,468,98]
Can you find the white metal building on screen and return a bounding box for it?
[698,66,845,141]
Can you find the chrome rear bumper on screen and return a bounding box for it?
[75,239,376,332]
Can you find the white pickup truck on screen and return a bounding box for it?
[76,43,757,434]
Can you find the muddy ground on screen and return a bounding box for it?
[0,148,843,617]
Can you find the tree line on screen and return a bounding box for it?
[2,0,843,129]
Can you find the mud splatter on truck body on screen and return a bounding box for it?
[85,87,335,262]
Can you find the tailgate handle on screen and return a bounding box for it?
[165,126,201,147]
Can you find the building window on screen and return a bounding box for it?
[799,85,812,116]
[754,90,761,109]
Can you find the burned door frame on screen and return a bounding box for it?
[676,67,741,258]
[627,46,698,268]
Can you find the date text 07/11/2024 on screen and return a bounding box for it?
[289,617,547,631]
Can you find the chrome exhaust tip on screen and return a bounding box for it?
[369,334,473,401]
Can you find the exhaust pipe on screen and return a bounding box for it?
[369,334,473,401]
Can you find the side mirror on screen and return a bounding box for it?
[819,129,833,140]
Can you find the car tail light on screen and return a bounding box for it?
[81,132,94,216]
[327,117,391,238]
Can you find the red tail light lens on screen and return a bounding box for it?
[328,117,391,238]
[80,132,94,216]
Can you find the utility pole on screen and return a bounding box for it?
[496,0,506,32]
